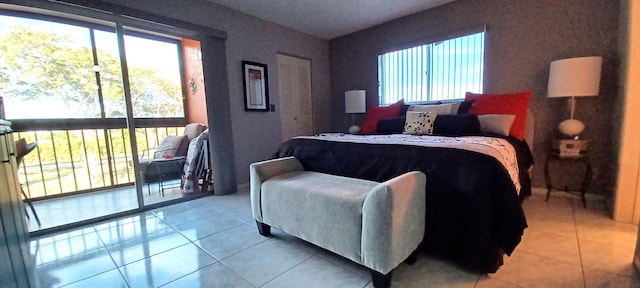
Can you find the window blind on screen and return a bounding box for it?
[378,31,485,105]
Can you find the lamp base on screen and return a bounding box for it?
[348,125,361,134]
[558,119,585,137]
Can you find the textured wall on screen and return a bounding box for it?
[329,0,620,196]
[90,0,331,185]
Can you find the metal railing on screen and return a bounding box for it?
[15,125,184,200]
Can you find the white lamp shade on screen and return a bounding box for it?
[345,90,366,113]
[548,56,602,98]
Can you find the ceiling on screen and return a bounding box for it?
[205,0,456,40]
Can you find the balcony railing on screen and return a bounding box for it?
[15,125,184,200]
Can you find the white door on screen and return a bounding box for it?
[278,54,313,142]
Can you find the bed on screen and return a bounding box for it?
[272,94,534,273]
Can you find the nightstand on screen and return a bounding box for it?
[544,152,592,207]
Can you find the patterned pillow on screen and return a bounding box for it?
[403,111,437,135]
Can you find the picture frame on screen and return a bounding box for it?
[242,61,269,112]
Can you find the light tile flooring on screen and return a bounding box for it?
[27,180,186,232]
[30,189,640,288]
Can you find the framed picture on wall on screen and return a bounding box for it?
[242,61,269,112]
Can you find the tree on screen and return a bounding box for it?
[0,24,184,119]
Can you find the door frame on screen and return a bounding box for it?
[277,52,314,141]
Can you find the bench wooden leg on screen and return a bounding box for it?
[256,221,271,236]
[370,269,392,288]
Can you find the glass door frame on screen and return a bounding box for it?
[1,1,221,237]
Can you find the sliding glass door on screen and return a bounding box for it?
[0,8,202,232]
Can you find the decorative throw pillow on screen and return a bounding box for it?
[477,114,516,136]
[449,101,462,115]
[154,135,187,159]
[409,103,457,115]
[399,105,411,117]
[399,101,443,117]
[377,117,407,134]
[457,100,475,114]
[403,111,437,135]
[465,91,532,140]
[185,123,206,140]
[361,100,405,134]
[433,114,481,136]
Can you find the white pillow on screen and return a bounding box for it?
[478,114,516,136]
[154,135,187,158]
[449,101,462,114]
[403,111,438,135]
[409,103,456,115]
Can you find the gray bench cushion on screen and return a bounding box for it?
[261,171,378,262]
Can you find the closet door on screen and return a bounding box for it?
[278,54,313,142]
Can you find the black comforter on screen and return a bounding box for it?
[274,135,532,273]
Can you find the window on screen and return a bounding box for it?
[377,32,485,105]
[0,14,185,119]
[124,34,184,118]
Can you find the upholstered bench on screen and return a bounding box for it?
[250,157,426,288]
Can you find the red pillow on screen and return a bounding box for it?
[465,91,532,140]
[361,100,405,134]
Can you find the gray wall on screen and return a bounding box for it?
[96,0,331,186]
[329,0,620,196]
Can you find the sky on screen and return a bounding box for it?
[0,15,179,77]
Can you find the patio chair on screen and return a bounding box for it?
[15,138,41,226]
[139,123,206,196]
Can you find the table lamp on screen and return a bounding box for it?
[547,56,602,138]
[345,90,366,134]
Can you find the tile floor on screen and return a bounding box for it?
[30,189,640,288]
[27,180,186,232]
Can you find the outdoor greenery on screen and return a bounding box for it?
[0,25,184,118]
